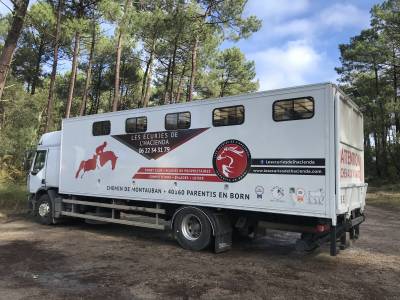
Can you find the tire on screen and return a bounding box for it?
[233,218,256,239]
[35,194,53,225]
[297,233,320,252]
[173,207,212,251]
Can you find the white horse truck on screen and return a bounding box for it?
[27,83,367,256]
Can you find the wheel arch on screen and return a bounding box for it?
[30,188,60,218]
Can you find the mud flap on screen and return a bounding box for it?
[47,189,62,221]
[53,197,62,218]
[211,213,232,253]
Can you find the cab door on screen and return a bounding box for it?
[28,150,47,193]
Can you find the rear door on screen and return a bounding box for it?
[336,92,367,215]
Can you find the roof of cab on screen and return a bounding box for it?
[38,131,61,147]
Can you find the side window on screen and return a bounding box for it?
[213,105,244,127]
[273,97,314,121]
[126,116,147,133]
[32,150,46,174]
[93,120,111,136]
[165,112,191,130]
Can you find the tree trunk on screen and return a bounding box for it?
[140,57,150,104]
[44,0,63,132]
[371,111,381,177]
[31,37,45,95]
[364,130,371,177]
[175,63,187,103]
[112,31,123,112]
[219,73,226,97]
[163,58,172,104]
[188,36,199,102]
[120,58,127,109]
[123,84,129,109]
[0,0,29,101]
[112,0,131,112]
[109,89,113,110]
[143,45,155,108]
[185,2,214,102]
[141,40,155,107]
[143,62,154,107]
[65,31,81,118]
[393,48,400,134]
[169,35,179,102]
[374,64,387,176]
[90,63,103,115]
[79,23,96,116]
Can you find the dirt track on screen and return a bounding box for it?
[0,205,399,300]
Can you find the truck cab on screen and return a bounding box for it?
[28,131,61,209]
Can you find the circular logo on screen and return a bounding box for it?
[213,140,251,182]
[255,186,265,195]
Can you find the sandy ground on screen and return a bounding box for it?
[0,205,399,300]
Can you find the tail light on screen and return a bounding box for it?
[316,224,330,233]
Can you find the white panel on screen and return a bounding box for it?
[337,93,366,215]
[59,84,332,218]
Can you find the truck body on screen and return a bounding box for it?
[27,83,367,255]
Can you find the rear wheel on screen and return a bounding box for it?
[173,207,212,251]
[35,194,53,225]
[296,233,319,252]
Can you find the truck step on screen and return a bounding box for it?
[62,199,165,214]
[120,212,168,226]
[61,211,165,230]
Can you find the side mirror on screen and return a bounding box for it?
[24,161,31,172]
[31,169,39,176]
[24,150,35,172]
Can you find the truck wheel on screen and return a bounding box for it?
[35,194,53,225]
[173,207,212,251]
[296,233,319,252]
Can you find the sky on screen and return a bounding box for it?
[223,0,384,90]
[0,0,384,92]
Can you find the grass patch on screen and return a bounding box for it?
[0,180,27,216]
[366,183,400,211]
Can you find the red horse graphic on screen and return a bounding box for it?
[215,144,247,179]
[213,141,250,182]
[99,151,118,169]
[75,142,118,178]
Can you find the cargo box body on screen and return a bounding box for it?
[57,83,366,225]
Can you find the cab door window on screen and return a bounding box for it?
[31,150,46,175]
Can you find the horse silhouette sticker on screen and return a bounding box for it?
[75,142,118,178]
[213,140,251,182]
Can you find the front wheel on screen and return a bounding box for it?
[35,194,53,225]
[173,207,212,251]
